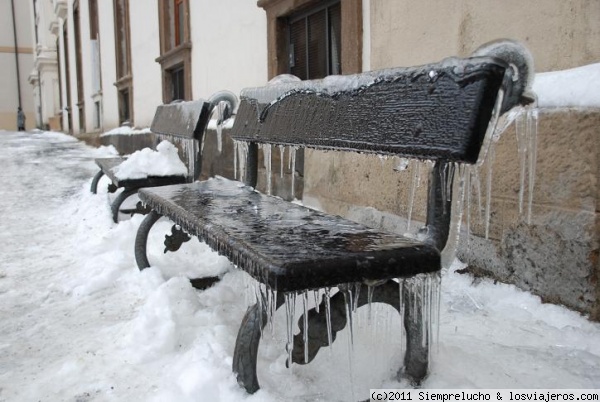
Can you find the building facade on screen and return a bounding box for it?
[30,0,267,134]
[0,0,35,130]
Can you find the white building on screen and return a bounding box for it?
[0,0,35,130]
[30,0,267,135]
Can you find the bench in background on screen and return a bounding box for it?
[90,92,237,223]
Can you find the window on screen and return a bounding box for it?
[173,0,184,48]
[89,0,102,91]
[288,2,341,79]
[94,101,101,129]
[258,0,362,79]
[118,88,130,124]
[169,65,185,101]
[157,0,192,103]
[114,0,133,124]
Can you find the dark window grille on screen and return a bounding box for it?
[288,1,341,80]
[170,65,185,101]
[119,88,130,123]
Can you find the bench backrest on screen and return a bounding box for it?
[232,57,508,163]
[230,44,531,252]
[150,92,238,181]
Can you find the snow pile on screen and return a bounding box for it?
[89,144,119,157]
[533,63,600,108]
[101,125,152,137]
[112,140,188,180]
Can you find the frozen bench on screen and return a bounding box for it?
[90,93,237,223]
[133,41,532,393]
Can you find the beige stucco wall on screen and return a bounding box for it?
[369,0,600,72]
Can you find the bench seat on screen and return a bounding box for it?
[95,156,187,190]
[138,176,440,292]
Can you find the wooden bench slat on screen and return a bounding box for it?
[138,177,440,292]
[231,57,505,163]
[150,100,212,140]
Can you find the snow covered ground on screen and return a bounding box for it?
[0,130,599,402]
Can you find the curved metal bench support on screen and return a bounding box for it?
[90,170,104,194]
[232,280,430,394]
[135,210,162,270]
[134,210,221,289]
[110,187,140,223]
[233,292,285,394]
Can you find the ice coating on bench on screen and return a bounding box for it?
[231,56,509,164]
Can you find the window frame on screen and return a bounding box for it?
[287,1,341,80]
[113,0,133,124]
[157,0,192,103]
[258,0,362,79]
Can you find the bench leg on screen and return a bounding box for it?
[135,210,162,269]
[90,170,104,194]
[402,278,429,384]
[233,292,285,394]
[111,187,139,223]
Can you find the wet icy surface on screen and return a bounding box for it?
[0,131,599,402]
[139,178,439,291]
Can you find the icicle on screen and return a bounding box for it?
[441,164,466,268]
[323,288,333,349]
[284,292,296,369]
[484,144,496,239]
[406,161,421,232]
[526,107,539,224]
[367,284,374,322]
[278,145,284,178]
[313,290,320,314]
[342,285,355,347]
[303,291,309,363]
[515,112,528,216]
[233,140,238,180]
[267,288,277,335]
[477,88,505,166]
[472,167,483,223]
[353,282,361,312]
[216,101,225,154]
[465,167,472,246]
[394,157,410,172]
[342,285,357,402]
[290,147,297,199]
[260,144,273,195]
[398,278,405,359]
[433,273,441,353]
[235,140,249,182]
[445,163,456,202]
[255,283,264,335]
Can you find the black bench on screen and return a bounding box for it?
[90,92,237,223]
[133,41,533,394]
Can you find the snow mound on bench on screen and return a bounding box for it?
[112,140,188,180]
